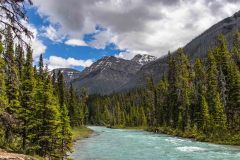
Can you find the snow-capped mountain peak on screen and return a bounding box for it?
[131,54,157,65]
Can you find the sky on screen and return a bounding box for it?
[26,0,240,70]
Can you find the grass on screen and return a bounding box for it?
[72,126,93,141]
[147,126,240,146]
[109,125,147,130]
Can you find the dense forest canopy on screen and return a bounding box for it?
[0,28,89,158]
[0,1,89,159]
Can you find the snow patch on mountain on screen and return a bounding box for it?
[131,54,157,65]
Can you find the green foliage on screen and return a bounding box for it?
[0,29,87,158]
[3,28,21,145]
[0,40,7,114]
[19,47,37,153]
[88,33,240,145]
[57,72,72,159]
[4,27,21,116]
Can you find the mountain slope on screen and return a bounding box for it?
[71,56,142,94]
[70,54,157,94]
[120,10,240,91]
[52,68,81,83]
[131,54,157,65]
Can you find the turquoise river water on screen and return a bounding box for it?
[69,126,240,160]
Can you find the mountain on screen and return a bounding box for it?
[67,11,240,95]
[51,68,81,83]
[71,55,156,94]
[131,54,157,65]
[120,10,240,91]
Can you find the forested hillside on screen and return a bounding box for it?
[0,28,88,159]
[88,33,240,145]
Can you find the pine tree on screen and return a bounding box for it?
[233,31,240,68]
[0,39,8,144]
[4,27,20,114]
[3,27,20,143]
[175,48,191,131]
[200,96,210,133]
[214,35,240,131]
[156,76,168,126]
[140,107,147,126]
[167,52,177,127]
[193,59,207,129]
[19,46,38,153]
[68,83,76,127]
[146,76,157,127]
[57,72,72,159]
[37,74,61,158]
[15,44,25,80]
[207,51,227,136]
[38,54,44,80]
[103,105,111,125]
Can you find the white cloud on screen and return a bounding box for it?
[65,39,88,46]
[116,50,149,60]
[32,0,240,58]
[21,20,47,59]
[47,56,94,70]
[89,30,114,49]
[41,25,65,42]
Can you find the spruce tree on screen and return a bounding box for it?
[3,27,20,143]
[37,74,61,158]
[68,83,76,127]
[167,52,178,127]
[156,77,168,126]
[15,44,25,80]
[0,39,8,144]
[193,59,207,129]
[175,48,191,132]
[207,51,227,136]
[19,46,38,153]
[38,54,44,80]
[57,72,72,159]
[200,96,210,133]
[215,35,240,131]
[0,39,7,112]
[146,76,157,127]
[233,31,240,68]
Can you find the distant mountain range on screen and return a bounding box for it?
[71,54,156,94]
[53,10,240,95]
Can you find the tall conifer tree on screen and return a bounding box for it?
[57,72,72,159]
[20,47,37,153]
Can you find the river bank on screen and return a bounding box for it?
[69,126,240,160]
[107,125,240,146]
[0,126,93,160]
[72,126,93,142]
[147,126,240,146]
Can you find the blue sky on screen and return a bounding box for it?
[26,6,123,71]
[28,0,240,71]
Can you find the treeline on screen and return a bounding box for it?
[0,28,88,159]
[88,33,240,144]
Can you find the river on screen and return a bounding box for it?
[69,126,240,160]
